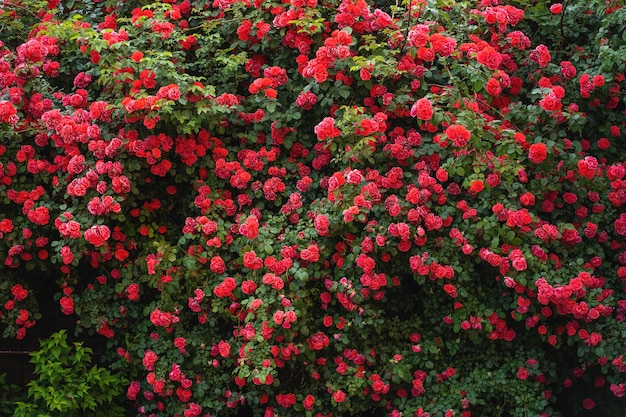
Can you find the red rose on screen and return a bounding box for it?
[84,225,111,247]
[300,244,320,262]
[60,245,74,265]
[528,143,547,163]
[142,350,158,370]
[210,256,226,274]
[562,192,578,204]
[176,387,192,402]
[60,296,74,315]
[486,78,501,96]
[333,390,346,403]
[444,124,471,147]
[303,394,315,410]
[410,98,434,120]
[582,398,595,410]
[516,366,529,380]
[11,284,28,301]
[27,206,50,225]
[218,340,231,358]
[614,213,626,236]
[308,332,330,350]
[476,46,502,70]
[314,117,341,140]
[443,284,457,298]
[560,61,577,79]
[539,92,561,112]
[530,44,551,67]
[0,219,13,233]
[577,156,598,179]
[519,192,535,206]
[126,283,140,301]
[469,180,484,193]
[241,280,258,295]
[549,3,563,14]
[592,75,604,87]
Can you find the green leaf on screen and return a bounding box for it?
[183,255,196,269]
[395,366,412,382]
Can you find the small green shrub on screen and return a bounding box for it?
[12,331,127,417]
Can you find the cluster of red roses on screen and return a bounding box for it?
[1,0,626,416]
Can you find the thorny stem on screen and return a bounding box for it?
[558,0,570,48]
[399,0,415,55]
[1,0,43,22]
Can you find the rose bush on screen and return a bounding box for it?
[1,0,625,416]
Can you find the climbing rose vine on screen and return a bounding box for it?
[1,0,625,416]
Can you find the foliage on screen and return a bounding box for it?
[0,0,625,416]
[11,330,128,417]
[0,373,25,417]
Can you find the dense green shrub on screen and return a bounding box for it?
[12,331,127,417]
[0,0,625,416]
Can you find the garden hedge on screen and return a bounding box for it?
[0,0,625,416]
